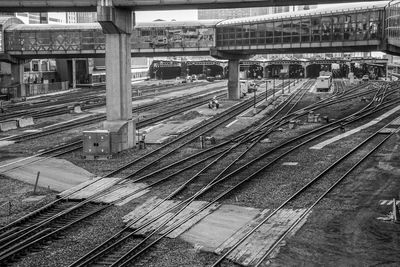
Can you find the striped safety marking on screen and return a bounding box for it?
[379,200,400,205]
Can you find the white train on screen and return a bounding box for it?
[316,71,332,92]
[92,67,150,85]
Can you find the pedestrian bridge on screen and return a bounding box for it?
[0,1,399,61]
[0,0,388,12]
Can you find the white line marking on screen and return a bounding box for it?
[42,114,93,129]
[310,105,400,149]
[225,119,238,128]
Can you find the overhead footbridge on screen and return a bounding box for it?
[0,0,389,12]
[1,1,399,60]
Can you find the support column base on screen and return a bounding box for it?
[103,120,135,154]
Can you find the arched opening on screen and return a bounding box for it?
[265,64,283,78]
[187,64,223,77]
[248,64,263,79]
[306,64,321,78]
[331,63,349,78]
[289,64,303,78]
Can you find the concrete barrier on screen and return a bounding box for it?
[0,120,18,132]
[17,116,35,128]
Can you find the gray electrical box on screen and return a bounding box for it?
[83,130,111,159]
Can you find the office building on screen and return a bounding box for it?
[198,5,317,20]
[66,12,97,23]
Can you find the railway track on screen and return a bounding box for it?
[1,81,395,266]
[65,81,398,266]
[0,201,109,265]
[0,82,276,264]
[214,117,400,267]
[0,81,224,122]
[0,87,227,143]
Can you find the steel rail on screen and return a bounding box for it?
[253,124,400,267]
[117,96,400,266]
[79,83,398,266]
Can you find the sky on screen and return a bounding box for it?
[136,10,198,22]
[134,2,371,22]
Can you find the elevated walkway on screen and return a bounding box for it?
[0,1,399,59]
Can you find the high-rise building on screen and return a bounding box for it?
[66,12,97,23]
[11,12,65,24]
[66,12,77,24]
[198,5,317,20]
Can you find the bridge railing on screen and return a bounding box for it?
[131,26,215,50]
[1,82,70,99]
[5,28,105,53]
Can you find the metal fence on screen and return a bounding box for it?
[0,81,69,99]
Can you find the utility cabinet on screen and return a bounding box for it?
[83,130,111,159]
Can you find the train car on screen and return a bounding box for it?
[91,67,150,85]
[316,74,332,92]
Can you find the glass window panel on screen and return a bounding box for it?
[250,23,257,38]
[301,18,311,42]
[311,16,321,42]
[292,20,300,35]
[243,25,250,40]
[321,17,332,41]
[370,11,379,21]
[283,21,291,36]
[291,19,300,43]
[256,24,266,38]
[266,22,274,37]
[344,15,353,40]
[332,16,343,41]
[274,21,283,43]
[266,37,273,44]
[369,21,378,39]
[356,21,364,40]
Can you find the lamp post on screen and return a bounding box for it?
[253,88,256,108]
[266,80,272,102]
[282,75,285,94]
[273,77,276,101]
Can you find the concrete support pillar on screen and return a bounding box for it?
[72,58,77,89]
[263,65,268,78]
[221,63,228,78]
[97,4,135,153]
[227,59,240,100]
[104,34,132,121]
[302,64,308,78]
[11,63,26,98]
